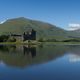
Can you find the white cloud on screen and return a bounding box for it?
[0,20,6,24]
[67,23,80,31]
[69,23,80,27]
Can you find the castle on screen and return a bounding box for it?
[10,28,36,41]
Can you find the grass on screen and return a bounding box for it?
[42,42,80,45]
[0,41,80,45]
[0,41,41,45]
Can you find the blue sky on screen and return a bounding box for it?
[0,0,80,29]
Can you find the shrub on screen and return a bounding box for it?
[63,39,80,42]
[0,35,9,42]
[38,38,44,42]
[7,37,16,42]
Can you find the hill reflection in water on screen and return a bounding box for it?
[0,44,66,68]
[0,44,80,68]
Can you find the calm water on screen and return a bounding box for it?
[0,44,80,80]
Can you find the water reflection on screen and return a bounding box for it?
[0,44,80,80]
[23,46,36,58]
[0,45,66,67]
[0,44,80,67]
[69,54,80,63]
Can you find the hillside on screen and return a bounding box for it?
[0,17,68,40]
[68,29,80,38]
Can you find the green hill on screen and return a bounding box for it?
[67,30,80,38]
[0,17,68,41]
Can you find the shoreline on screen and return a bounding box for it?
[0,42,80,45]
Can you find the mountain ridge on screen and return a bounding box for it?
[0,17,79,41]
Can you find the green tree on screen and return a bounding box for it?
[0,35,9,42]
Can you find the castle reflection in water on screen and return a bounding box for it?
[0,45,36,58]
[23,46,36,58]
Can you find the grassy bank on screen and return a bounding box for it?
[0,41,80,45]
[0,41,41,45]
[42,42,80,45]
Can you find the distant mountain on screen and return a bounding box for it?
[0,17,68,40]
[67,29,80,38]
